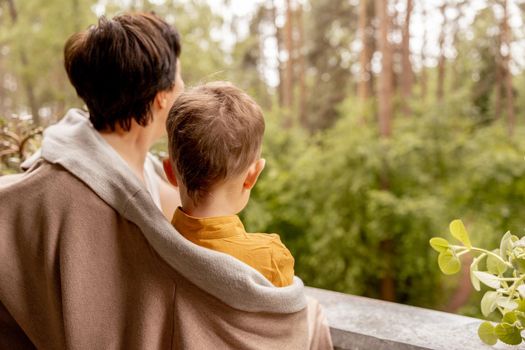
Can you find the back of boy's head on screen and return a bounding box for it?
[166,81,265,205]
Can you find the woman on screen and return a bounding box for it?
[0,12,331,349]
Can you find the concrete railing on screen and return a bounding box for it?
[305,287,516,350]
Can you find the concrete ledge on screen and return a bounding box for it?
[305,287,521,350]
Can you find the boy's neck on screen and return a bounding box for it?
[182,205,234,218]
[181,187,246,218]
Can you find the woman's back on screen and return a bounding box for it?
[0,159,314,349]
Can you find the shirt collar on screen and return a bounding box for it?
[171,207,246,240]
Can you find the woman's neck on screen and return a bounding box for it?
[99,121,158,183]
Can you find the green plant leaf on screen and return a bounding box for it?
[517,299,525,312]
[478,322,497,346]
[518,285,525,299]
[512,257,525,274]
[497,298,518,311]
[438,249,461,275]
[502,311,518,324]
[470,259,481,291]
[449,219,472,248]
[516,311,525,326]
[429,237,450,253]
[481,291,499,317]
[495,322,523,345]
[487,249,507,275]
[473,271,500,289]
[500,232,513,261]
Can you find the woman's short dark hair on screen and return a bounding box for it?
[64,12,181,131]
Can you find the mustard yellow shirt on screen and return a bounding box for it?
[171,208,294,287]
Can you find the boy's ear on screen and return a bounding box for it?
[163,158,178,187]
[243,158,266,190]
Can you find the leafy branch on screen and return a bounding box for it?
[430,220,525,346]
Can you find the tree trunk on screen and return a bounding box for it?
[495,37,502,120]
[20,52,39,124]
[501,0,515,135]
[376,0,393,138]
[5,0,17,21]
[400,0,413,115]
[376,0,395,302]
[390,1,402,93]
[296,4,307,128]
[420,3,428,100]
[271,0,285,107]
[450,2,465,94]
[358,0,373,102]
[283,0,294,111]
[437,3,447,103]
[5,0,40,124]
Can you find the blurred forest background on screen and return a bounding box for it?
[2,0,525,317]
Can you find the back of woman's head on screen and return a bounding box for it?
[64,12,181,131]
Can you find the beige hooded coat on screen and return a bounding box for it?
[0,110,332,349]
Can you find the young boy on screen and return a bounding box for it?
[163,81,294,287]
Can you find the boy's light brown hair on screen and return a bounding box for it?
[166,81,265,204]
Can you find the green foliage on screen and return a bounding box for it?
[243,109,463,306]
[431,220,525,345]
[241,99,525,310]
[429,237,450,253]
[478,321,498,345]
[438,249,461,275]
[494,321,522,345]
[450,220,472,249]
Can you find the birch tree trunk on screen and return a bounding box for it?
[401,0,413,115]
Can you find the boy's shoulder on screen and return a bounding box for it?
[238,232,294,287]
[244,232,289,250]
[211,231,293,262]
[243,232,294,264]
[194,229,295,287]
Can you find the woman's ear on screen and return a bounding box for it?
[156,90,169,109]
[243,159,266,190]
[163,158,178,187]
